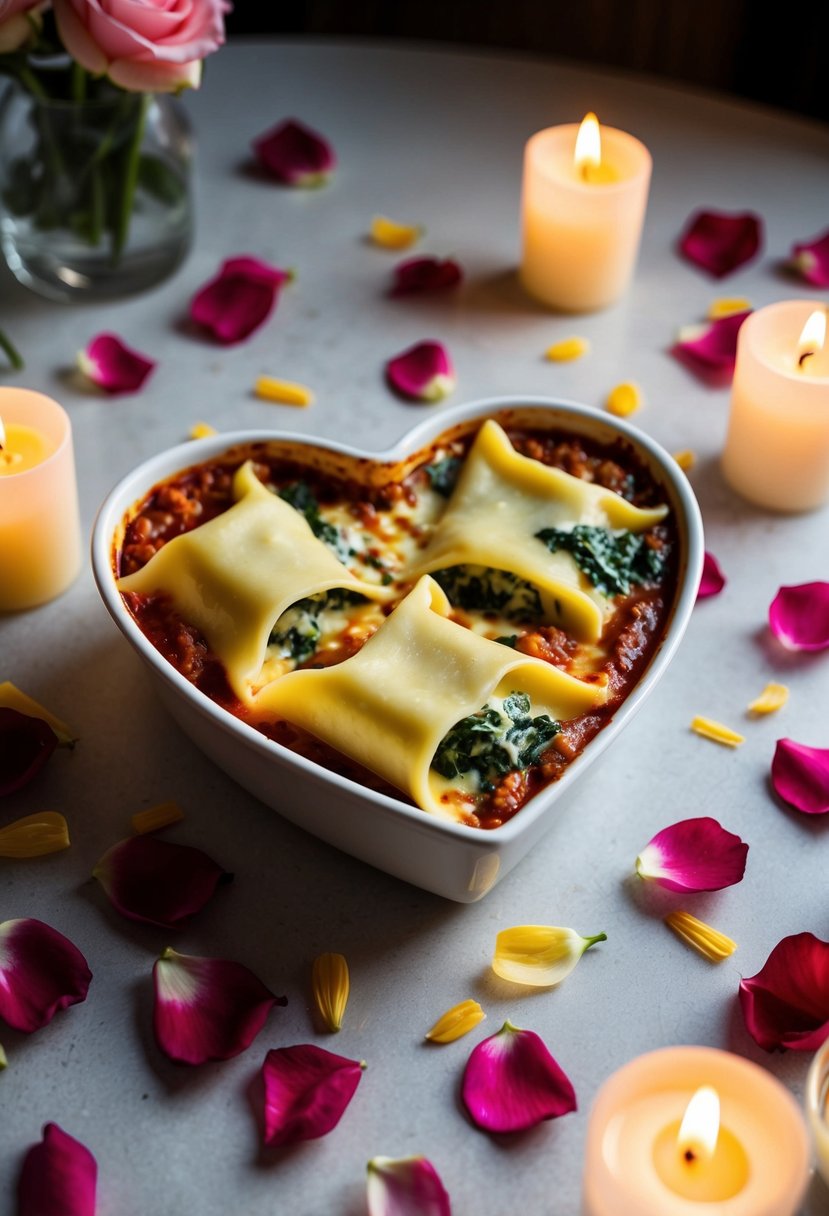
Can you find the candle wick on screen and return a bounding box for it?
[683,1149,696,1164]
[798,349,815,369]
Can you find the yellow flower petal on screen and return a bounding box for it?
[0,681,76,746]
[0,1043,6,1069]
[254,377,314,407]
[189,421,217,439]
[0,812,70,858]
[672,449,696,472]
[690,716,745,747]
[606,381,643,417]
[312,952,350,1032]
[707,297,752,320]
[492,924,606,987]
[425,999,485,1043]
[370,214,421,250]
[747,682,789,716]
[545,337,590,363]
[131,800,185,834]
[665,910,736,962]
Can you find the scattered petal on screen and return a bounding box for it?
[0,919,92,1033]
[77,333,155,395]
[425,999,485,1044]
[252,118,336,186]
[189,421,217,439]
[0,682,76,746]
[636,817,748,892]
[605,381,642,417]
[665,910,736,962]
[769,582,829,652]
[386,341,455,402]
[545,336,589,362]
[17,1123,96,1216]
[461,1020,576,1133]
[697,551,726,599]
[254,376,314,406]
[492,925,606,988]
[672,311,750,379]
[790,229,829,288]
[390,257,462,296]
[131,800,185,834]
[0,1043,6,1069]
[747,683,789,716]
[708,296,752,319]
[739,932,829,1051]
[370,215,422,250]
[312,952,350,1032]
[93,835,230,929]
[153,947,284,1064]
[261,1044,364,1146]
[0,708,57,796]
[771,739,829,815]
[678,210,762,277]
[190,256,291,345]
[690,716,744,747]
[367,1156,451,1216]
[672,449,696,472]
[0,812,70,858]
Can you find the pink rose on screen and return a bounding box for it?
[0,0,43,52]
[52,0,230,93]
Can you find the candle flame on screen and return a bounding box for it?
[0,415,5,451]
[798,308,827,369]
[574,112,602,176]
[678,1086,720,1162]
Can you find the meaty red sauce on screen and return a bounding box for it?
[118,427,678,830]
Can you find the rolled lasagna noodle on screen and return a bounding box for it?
[409,419,667,641]
[258,576,608,819]
[118,461,392,700]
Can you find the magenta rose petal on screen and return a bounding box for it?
[461,1020,576,1134]
[0,707,57,796]
[252,119,336,186]
[739,932,829,1052]
[190,256,291,344]
[0,919,92,1033]
[678,210,762,277]
[769,582,829,651]
[790,229,829,287]
[673,311,750,379]
[77,333,155,395]
[390,257,463,296]
[153,947,284,1065]
[92,836,231,929]
[261,1044,364,1147]
[386,340,455,402]
[17,1123,97,1216]
[697,551,726,600]
[771,739,829,815]
[636,816,748,892]
[366,1155,451,1216]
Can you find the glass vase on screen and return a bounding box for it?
[0,85,193,301]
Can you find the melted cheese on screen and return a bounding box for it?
[118,461,392,700]
[256,576,607,820]
[409,420,667,641]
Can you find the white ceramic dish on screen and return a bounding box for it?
[92,397,704,902]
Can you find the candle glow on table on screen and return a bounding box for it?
[520,112,651,312]
[583,1046,810,1216]
[722,300,829,511]
[0,388,82,612]
[806,1038,829,1190]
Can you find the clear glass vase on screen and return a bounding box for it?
[0,85,193,301]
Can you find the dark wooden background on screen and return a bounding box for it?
[225,1,828,124]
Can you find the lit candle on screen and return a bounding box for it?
[519,112,651,312]
[722,300,829,511]
[806,1038,829,1190]
[583,1046,810,1216]
[0,388,82,612]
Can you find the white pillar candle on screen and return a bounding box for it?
[520,113,651,313]
[722,300,829,511]
[583,1046,810,1216]
[806,1039,829,1190]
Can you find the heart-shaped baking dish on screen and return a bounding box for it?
[92,397,703,902]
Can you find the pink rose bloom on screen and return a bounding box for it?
[52,0,230,93]
[0,0,44,52]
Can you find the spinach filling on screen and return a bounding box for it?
[269,588,364,663]
[431,691,560,793]
[433,565,543,620]
[535,525,668,597]
[278,481,352,562]
[424,455,462,498]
